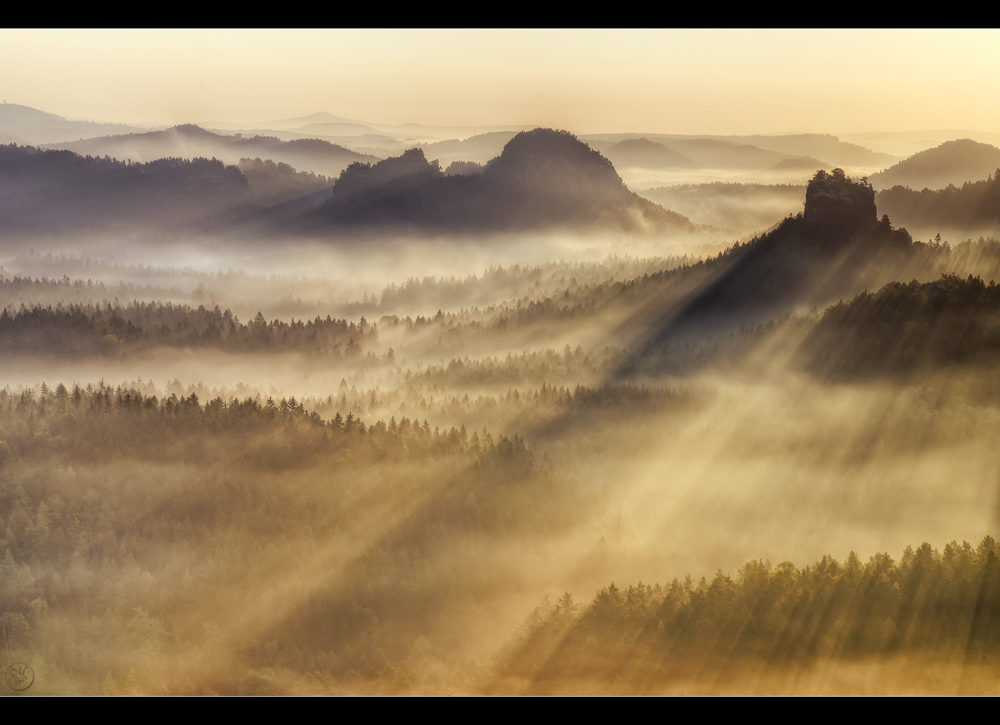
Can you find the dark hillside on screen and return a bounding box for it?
[0,144,250,230]
[620,169,915,367]
[801,273,1000,380]
[875,171,1000,234]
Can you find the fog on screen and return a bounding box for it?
[7,115,1000,696]
[6,310,1000,694]
[637,183,806,237]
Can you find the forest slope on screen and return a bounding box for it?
[619,169,916,368]
[875,171,1000,235]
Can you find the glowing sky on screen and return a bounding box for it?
[3,29,1000,135]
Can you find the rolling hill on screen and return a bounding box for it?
[870,139,1000,191]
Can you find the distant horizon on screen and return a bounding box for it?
[6,99,1000,149]
[3,30,1000,137]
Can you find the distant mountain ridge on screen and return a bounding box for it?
[48,124,375,178]
[726,133,896,167]
[302,128,698,235]
[603,138,694,170]
[583,133,894,172]
[1,129,703,237]
[0,103,147,145]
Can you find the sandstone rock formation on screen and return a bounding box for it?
[803,168,876,238]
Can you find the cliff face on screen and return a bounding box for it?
[803,169,877,238]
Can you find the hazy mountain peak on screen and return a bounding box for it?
[494,128,613,167]
[487,128,622,190]
[0,102,66,125]
[0,103,147,145]
[603,137,694,170]
[871,138,1000,191]
[933,138,995,154]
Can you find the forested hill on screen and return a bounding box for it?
[502,539,1000,693]
[875,170,1000,234]
[870,139,1000,191]
[0,145,250,230]
[300,128,698,235]
[0,300,378,358]
[801,272,1000,379]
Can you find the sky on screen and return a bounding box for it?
[3,29,1000,135]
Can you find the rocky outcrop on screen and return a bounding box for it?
[803,168,877,237]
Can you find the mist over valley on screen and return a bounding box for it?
[4,30,1000,695]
